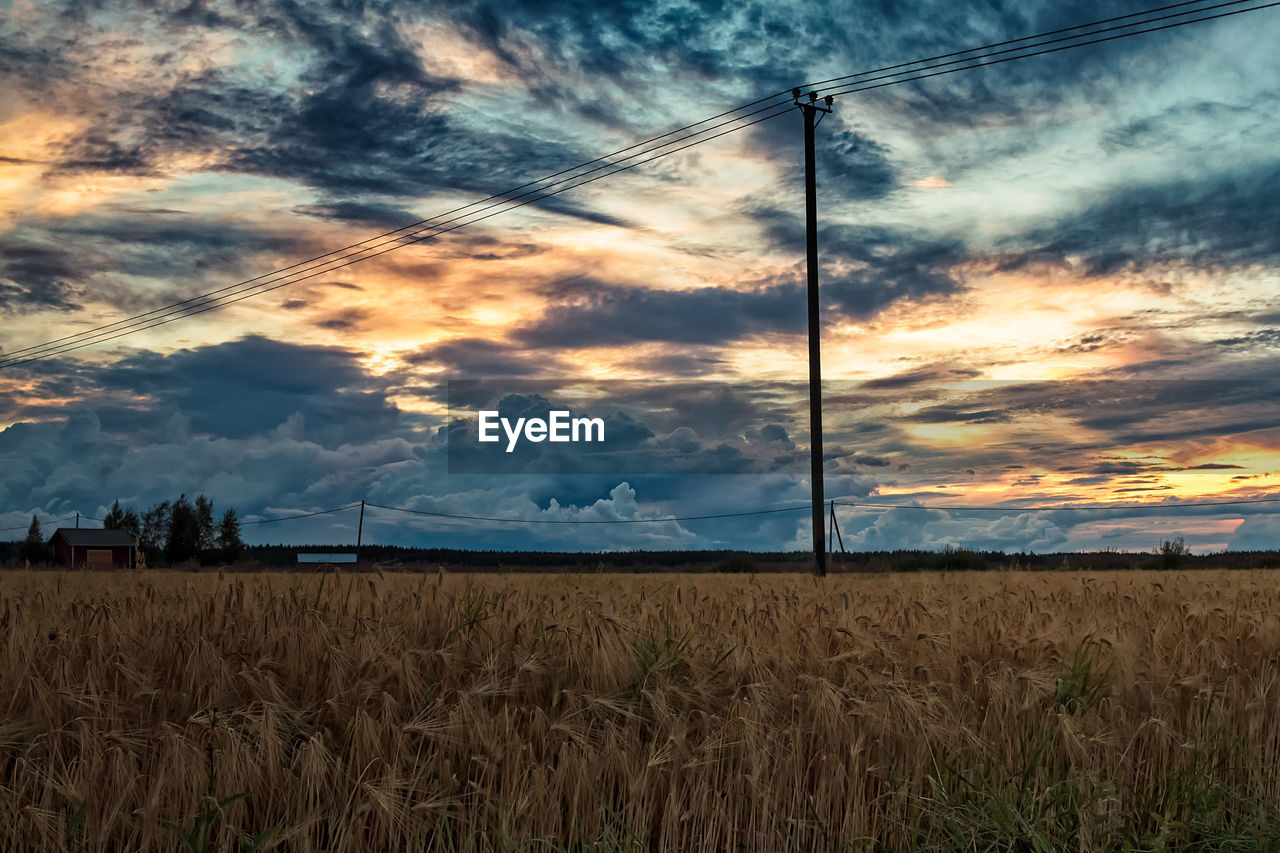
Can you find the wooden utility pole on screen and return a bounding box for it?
[796,88,834,577]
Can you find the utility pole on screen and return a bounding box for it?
[796,88,834,577]
[356,500,365,565]
[75,512,79,529]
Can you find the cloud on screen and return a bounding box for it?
[747,211,968,313]
[90,335,403,445]
[1101,99,1256,154]
[513,279,806,347]
[0,240,86,313]
[0,212,314,320]
[845,506,1070,552]
[443,384,815,475]
[749,118,899,202]
[407,338,567,377]
[512,224,965,349]
[1000,162,1280,275]
[1229,515,1280,551]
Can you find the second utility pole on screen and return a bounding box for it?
[797,88,833,578]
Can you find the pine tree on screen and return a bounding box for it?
[141,501,171,564]
[120,507,141,539]
[195,495,216,553]
[217,508,243,563]
[105,500,142,540]
[103,500,125,530]
[20,516,46,564]
[166,494,199,564]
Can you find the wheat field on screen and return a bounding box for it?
[2,568,1280,851]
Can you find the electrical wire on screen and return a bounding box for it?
[239,503,363,526]
[834,495,1280,512]
[0,514,78,532]
[364,500,810,525]
[365,493,1280,525]
[0,108,795,366]
[805,0,1258,97]
[4,0,1274,367]
[5,491,1277,536]
[0,103,798,367]
[816,0,1280,99]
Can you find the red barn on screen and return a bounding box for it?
[50,528,136,569]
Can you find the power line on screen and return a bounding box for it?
[239,504,363,526]
[0,104,797,367]
[0,101,802,367]
[799,0,1238,92]
[0,514,78,532]
[364,500,811,525]
[816,0,1280,99]
[365,493,1280,525]
[4,492,1277,536]
[3,0,1273,367]
[835,495,1280,512]
[0,110,795,367]
[806,0,1258,97]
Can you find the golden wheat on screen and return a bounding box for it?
[2,569,1279,850]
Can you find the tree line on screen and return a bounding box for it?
[101,495,244,565]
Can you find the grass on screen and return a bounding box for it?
[3,569,1280,850]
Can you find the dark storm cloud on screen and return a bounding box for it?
[0,240,86,313]
[42,213,304,264]
[748,118,900,203]
[1212,330,1280,351]
[1001,162,1280,275]
[445,0,1164,132]
[913,405,1015,424]
[206,2,613,209]
[1101,99,1256,153]
[861,377,1280,463]
[0,214,312,314]
[1063,379,1280,446]
[0,336,432,534]
[852,454,892,467]
[27,0,1179,209]
[443,386,815,475]
[0,24,76,96]
[749,210,968,314]
[446,0,809,115]
[514,278,804,348]
[294,200,423,228]
[860,366,983,390]
[513,218,964,349]
[784,373,1280,505]
[824,0,1224,131]
[49,73,288,176]
[15,1,611,229]
[93,335,402,445]
[313,309,370,331]
[407,338,568,378]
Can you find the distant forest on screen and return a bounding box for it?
[6,539,1278,572]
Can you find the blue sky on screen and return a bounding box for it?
[2,0,1278,552]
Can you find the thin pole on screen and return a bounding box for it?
[832,506,846,554]
[76,512,79,529]
[803,97,827,577]
[828,499,835,572]
[357,500,365,564]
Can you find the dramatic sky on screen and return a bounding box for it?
[2,0,1278,552]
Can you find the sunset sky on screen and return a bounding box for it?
[2,0,1278,552]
